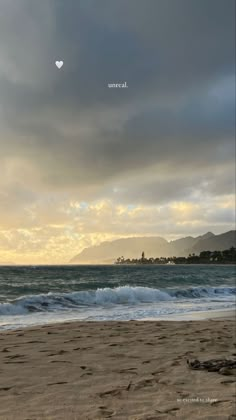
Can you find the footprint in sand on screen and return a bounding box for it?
[81,372,93,377]
[177,391,189,397]
[157,378,171,385]
[211,399,231,406]
[133,378,157,390]
[48,350,68,356]
[99,388,124,398]
[118,368,137,375]
[79,366,93,375]
[151,370,165,376]
[5,361,27,364]
[156,407,180,414]
[221,379,236,384]
[98,408,115,418]
[6,354,25,359]
[47,381,68,386]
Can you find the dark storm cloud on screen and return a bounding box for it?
[1,0,235,102]
[0,0,235,201]
[106,162,235,206]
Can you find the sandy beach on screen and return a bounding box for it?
[0,314,235,420]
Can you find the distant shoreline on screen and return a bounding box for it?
[0,263,236,267]
[113,262,236,266]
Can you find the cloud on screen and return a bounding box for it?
[0,197,234,263]
[0,0,235,262]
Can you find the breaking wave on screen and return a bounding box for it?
[0,285,235,316]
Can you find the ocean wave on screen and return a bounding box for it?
[0,285,235,316]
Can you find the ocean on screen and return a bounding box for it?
[0,265,235,330]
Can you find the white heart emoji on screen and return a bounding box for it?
[55,61,63,69]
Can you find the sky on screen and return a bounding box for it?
[0,0,235,264]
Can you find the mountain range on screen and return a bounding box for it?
[70,230,236,264]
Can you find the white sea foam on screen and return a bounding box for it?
[0,285,235,316]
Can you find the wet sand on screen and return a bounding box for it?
[0,317,235,419]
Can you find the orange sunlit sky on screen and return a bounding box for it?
[0,0,235,264]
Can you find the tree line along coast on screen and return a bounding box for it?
[115,248,236,265]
